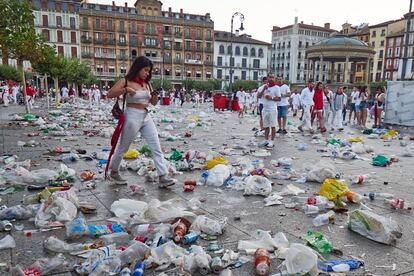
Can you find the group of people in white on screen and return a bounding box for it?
[0,81,23,106]
[234,74,387,149]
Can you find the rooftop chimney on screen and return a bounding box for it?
[294,16,298,24]
[124,2,127,11]
[168,7,172,16]
[324,23,331,29]
[301,21,304,24]
[180,8,183,15]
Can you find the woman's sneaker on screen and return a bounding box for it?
[266,141,274,148]
[109,171,127,185]
[159,175,177,188]
[258,140,269,147]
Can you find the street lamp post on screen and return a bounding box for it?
[402,0,413,80]
[229,12,245,93]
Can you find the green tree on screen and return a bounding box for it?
[230,80,259,92]
[182,78,195,91]
[2,0,45,112]
[152,78,173,91]
[0,64,21,82]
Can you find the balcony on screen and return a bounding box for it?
[205,47,213,53]
[118,41,128,47]
[144,29,157,35]
[175,32,183,37]
[185,59,203,65]
[148,56,162,62]
[94,53,116,59]
[204,60,213,66]
[81,52,92,58]
[195,35,202,40]
[205,35,213,41]
[163,30,172,36]
[81,36,91,44]
[106,39,116,45]
[185,46,193,51]
[195,47,203,52]
[185,33,191,39]
[82,24,89,30]
[355,71,365,78]
[94,38,103,44]
[118,28,126,33]
[174,45,182,51]
[143,43,159,48]
[174,58,182,64]
[94,71,116,77]
[164,57,172,63]
[118,54,128,60]
[164,44,172,50]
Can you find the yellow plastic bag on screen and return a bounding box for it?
[123,149,140,159]
[205,156,228,170]
[383,130,397,140]
[190,115,200,122]
[348,137,364,143]
[319,178,349,201]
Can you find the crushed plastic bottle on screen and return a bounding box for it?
[351,174,369,185]
[318,259,364,272]
[313,211,336,227]
[254,248,270,275]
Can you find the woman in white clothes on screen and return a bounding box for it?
[107,56,177,187]
[298,80,315,133]
[322,86,333,129]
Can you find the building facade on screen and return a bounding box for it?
[271,17,336,84]
[32,0,82,59]
[397,12,414,80]
[79,0,214,85]
[383,20,405,81]
[213,31,270,88]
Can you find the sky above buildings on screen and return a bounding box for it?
[99,0,410,42]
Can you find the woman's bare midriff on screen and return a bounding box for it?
[126,103,148,109]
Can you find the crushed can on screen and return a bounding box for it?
[183,232,199,244]
[0,220,12,231]
[210,256,223,273]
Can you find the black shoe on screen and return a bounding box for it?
[299,117,303,121]
[282,129,288,134]
[277,129,282,133]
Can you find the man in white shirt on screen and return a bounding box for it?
[259,73,281,148]
[12,84,19,104]
[61,85,69,103]
[276,77,291,134]
[236,86,246,118]
[348,87,358,125]
[257,77,268,130]
[291,89,301,117]
[298,79,315,132]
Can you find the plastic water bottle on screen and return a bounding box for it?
[364,192,394,200]
[132,261,145,276]
[313,211,335,227]
[302,204,319,215]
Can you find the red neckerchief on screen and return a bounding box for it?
[277,83,283,87]
[132,77,145,87]
[268,83,276,88]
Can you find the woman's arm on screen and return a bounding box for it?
[108,78,130,98]
[149,90,159,105]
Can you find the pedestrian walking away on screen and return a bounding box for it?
[107,56,177,188]
[236,86,247,119]
[331,87,346,131]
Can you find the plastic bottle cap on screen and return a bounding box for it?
[256,263,270,275]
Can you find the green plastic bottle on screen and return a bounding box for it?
[304,230,332,254]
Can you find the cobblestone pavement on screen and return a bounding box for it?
[0,99,414,275]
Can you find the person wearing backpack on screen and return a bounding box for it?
[106,56,177,187]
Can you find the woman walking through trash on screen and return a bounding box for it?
[107,56,177,187]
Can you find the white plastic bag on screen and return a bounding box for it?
[35,196,77,228]
[284,243,318,275]
[110,199,148,220]
[205,164,230,187]
[278,184,305,196]
[243,175,272,196]
[238,230,283,253]
[190,215,227,235]
[351,142,365,154]
[348,209,402,244]
[0,235,16,250]
[305,161,338,183]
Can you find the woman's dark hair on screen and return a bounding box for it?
[126,56,153,83]
[316,82,323,90]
